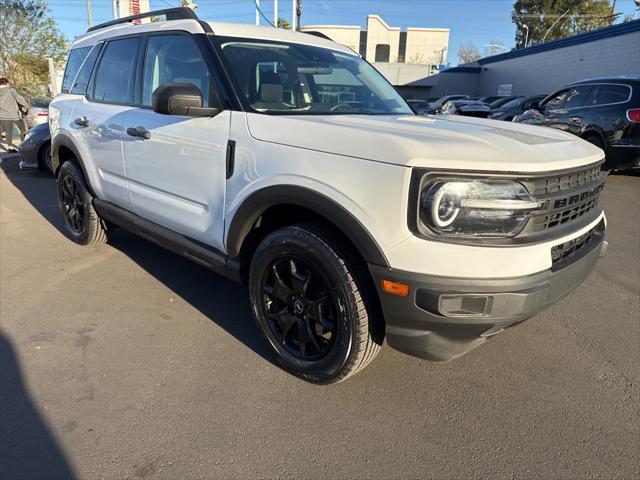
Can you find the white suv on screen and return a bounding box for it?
[49,8,607,384]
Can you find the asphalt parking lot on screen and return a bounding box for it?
[1,151,638,479]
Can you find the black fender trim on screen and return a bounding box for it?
[226,185,389,267]
[50,131,93,184]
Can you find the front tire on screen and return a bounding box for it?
[249,223,383,384]
[57,160,108,246]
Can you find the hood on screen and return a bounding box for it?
[246,114,603,173]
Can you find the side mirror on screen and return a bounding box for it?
[152,83,220,117]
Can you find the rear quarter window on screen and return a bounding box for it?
[61,47,91,93]
[70,44,102,95]
[588,84,631,106]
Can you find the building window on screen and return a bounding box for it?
[375,44,391,62]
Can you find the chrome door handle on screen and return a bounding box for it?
[74,116,90,127]
[126,126,151,139]
[570,117,581,123]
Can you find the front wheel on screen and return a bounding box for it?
[249,224,384,384]
[57,160,108,246]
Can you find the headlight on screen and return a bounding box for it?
[419,179,542,238]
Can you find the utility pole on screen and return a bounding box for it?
[86,0,93,28]
[294,0,301,31]
[256,0,260,26]
[610,0,617,25]
[274,0,278,27]
[112,0,118,20]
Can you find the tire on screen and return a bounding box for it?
[249,223,384,384]
[37,142,52,175]
[57,160,108,246]
[584,133,605,151]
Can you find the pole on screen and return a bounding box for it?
[47,57,57,96]
[112,0,117,20]
[542,9,570,43]
[295,0,301,31]
[274,0,278,27]
[256,0,260,26]
[86,0,93,28]
[291,0,296,30]
[522,24,529,48]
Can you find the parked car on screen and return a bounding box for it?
[513,77,640,171]
[26,97,51,128]
[440,99,491,118]
[18,122,52,173]
[489,95,547,121]
[50,7,608,384]
[427,94,469,113]
[407,99,432,115]
[489,96,522,109]
[477,96,503,104]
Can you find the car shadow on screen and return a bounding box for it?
[0,332,77,479]
[0,156,276,367]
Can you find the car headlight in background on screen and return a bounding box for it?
[419,179,542,238]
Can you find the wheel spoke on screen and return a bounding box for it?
[266,308,297,341]
[303,319,322,353]
[310,296,332,331]
[271,264,292,303]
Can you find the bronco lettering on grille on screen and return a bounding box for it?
[553,184,603,209]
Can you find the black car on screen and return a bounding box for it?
[514,77,640,171]
[440,99,491,118]
[490,95,547,121]
[18,122,52,173]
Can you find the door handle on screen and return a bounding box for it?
[126,126,151,139]
[74,116,90,127]
[570,117,581,123]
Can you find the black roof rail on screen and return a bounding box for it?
[87,7,198,33]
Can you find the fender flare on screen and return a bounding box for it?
[51,132,95,192]
[226,185,389,267]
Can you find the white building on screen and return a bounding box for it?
[302,15,449,66]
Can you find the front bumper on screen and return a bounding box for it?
[18,137,42,170]
[369,224,606,362]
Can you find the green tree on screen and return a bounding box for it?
[513,0,613,48]
[0,0,67,97]
[277,17,291,29]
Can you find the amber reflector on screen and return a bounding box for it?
[382,280,410,297]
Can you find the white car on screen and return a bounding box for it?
[49,7,607,384]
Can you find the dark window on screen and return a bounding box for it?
[590,84,631,106]
[359,31,368,57]
[398,32,407,63]
[61,47,91,93]
[375,44,391,63]
[91,38,139,105]
[70,44,102,95]
[142,34,213,107]
[563,85,592,109]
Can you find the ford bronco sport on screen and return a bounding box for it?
[49,8,607,384]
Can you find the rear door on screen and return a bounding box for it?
[121,33,230,251]
[72,37,142,206]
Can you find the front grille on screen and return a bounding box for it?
[525,165,605,234]
[551,219,605,265]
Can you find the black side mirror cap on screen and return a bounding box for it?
[152,83,220,117]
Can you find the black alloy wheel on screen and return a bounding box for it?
[60,174,86,234]
[261,255,338,361]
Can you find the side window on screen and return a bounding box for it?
[591,85,631,106]
[542,89,569,111]
[563,85,592,109]
[69,44,102,95]
[61,47,91,93]
[91,38,140,105]
[142,34,213,107]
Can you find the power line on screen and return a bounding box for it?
[252,0,275,26]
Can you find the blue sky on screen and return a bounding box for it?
[46,0,639,65]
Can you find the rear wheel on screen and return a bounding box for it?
[57,160,108,246]
[249,223,383,384]
[37,142,52,174]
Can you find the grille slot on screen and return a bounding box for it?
[531,166,601,196]
[551,220,604,265]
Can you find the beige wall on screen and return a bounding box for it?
[300,25,361,53]
[365,15,400,63]
[405,28,449,65]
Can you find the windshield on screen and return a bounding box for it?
[215,37,413,116]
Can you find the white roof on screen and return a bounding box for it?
[72,18,356,56]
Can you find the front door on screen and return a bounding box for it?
[121,33,229,252]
